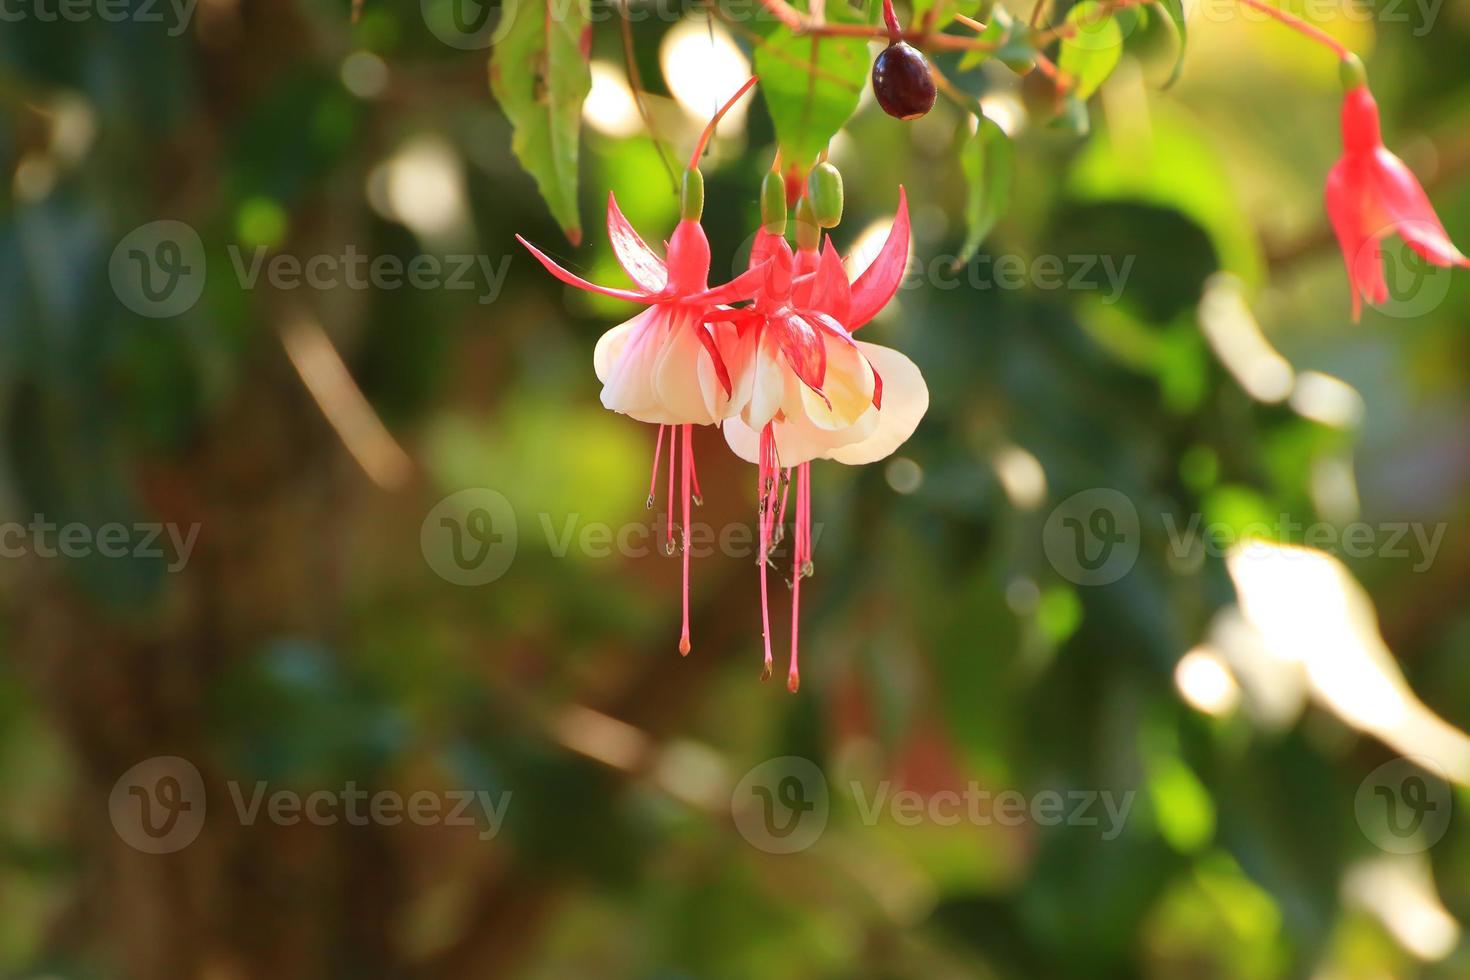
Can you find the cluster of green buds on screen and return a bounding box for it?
[762,159,846,250]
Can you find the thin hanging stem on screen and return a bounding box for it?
[1235,0,1351,59]
[619,2,679,190]
[749,0,1002,52]
[881,0,902,40]
[689,75,760,169]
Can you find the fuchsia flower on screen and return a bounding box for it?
[1326,63,1469,320]
[715,189,929,690]
[516,86,928,690]
[516,78,765,656]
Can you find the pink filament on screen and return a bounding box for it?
[758,424,776,681]
[788,461,810,693]
[665,423,676,555]
[646,424,666,509]
[774,467,792,549]
[689,438,704,506]
[679,424,693,656]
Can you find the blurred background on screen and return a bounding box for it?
[3,0,1470,976]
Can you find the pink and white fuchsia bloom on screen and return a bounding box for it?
[516,79,767,658]
[717,189,928,690]
[517,198,769,657]
[519,197,764,427]
[517,81,928,690]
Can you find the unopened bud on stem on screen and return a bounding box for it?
[761,170,787,235]
[808,162,844,228]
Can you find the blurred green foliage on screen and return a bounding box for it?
[0,1,1469,978]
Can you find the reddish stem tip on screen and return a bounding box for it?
[679,635,691,656]
[689,76,760,170]
[881,0,902,40]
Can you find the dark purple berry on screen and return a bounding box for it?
[872,41,936,121]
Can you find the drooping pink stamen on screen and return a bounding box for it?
[757,424,776,681]
[788,461,811,693]
[801,461,813,577]
[689,437,704,507]
[665,423,676,556]
[646,424,666,509]
[771,467,791,552]
[679,423,693,656]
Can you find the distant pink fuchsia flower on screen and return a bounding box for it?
[715,188,928,690]
[1326,62,1469,320]
[516,78,766,656]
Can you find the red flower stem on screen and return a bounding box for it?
[750,0,1156,54]
[881,0,901,40]
[688,75,760,170]
[747,0,1001,52]
[1235,0,1351,59]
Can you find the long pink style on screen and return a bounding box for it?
[647,423,700,656]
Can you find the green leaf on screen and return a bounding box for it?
[489,0,590,243]
[1152,0,1187,88]
[956,113,1013,265]
[754,32,870,175]
[1058,0,1122,100]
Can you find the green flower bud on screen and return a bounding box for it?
[760,170,787,235]
[1339,53,1367,92]
[808,162,844,229]
[680,168,704,221]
